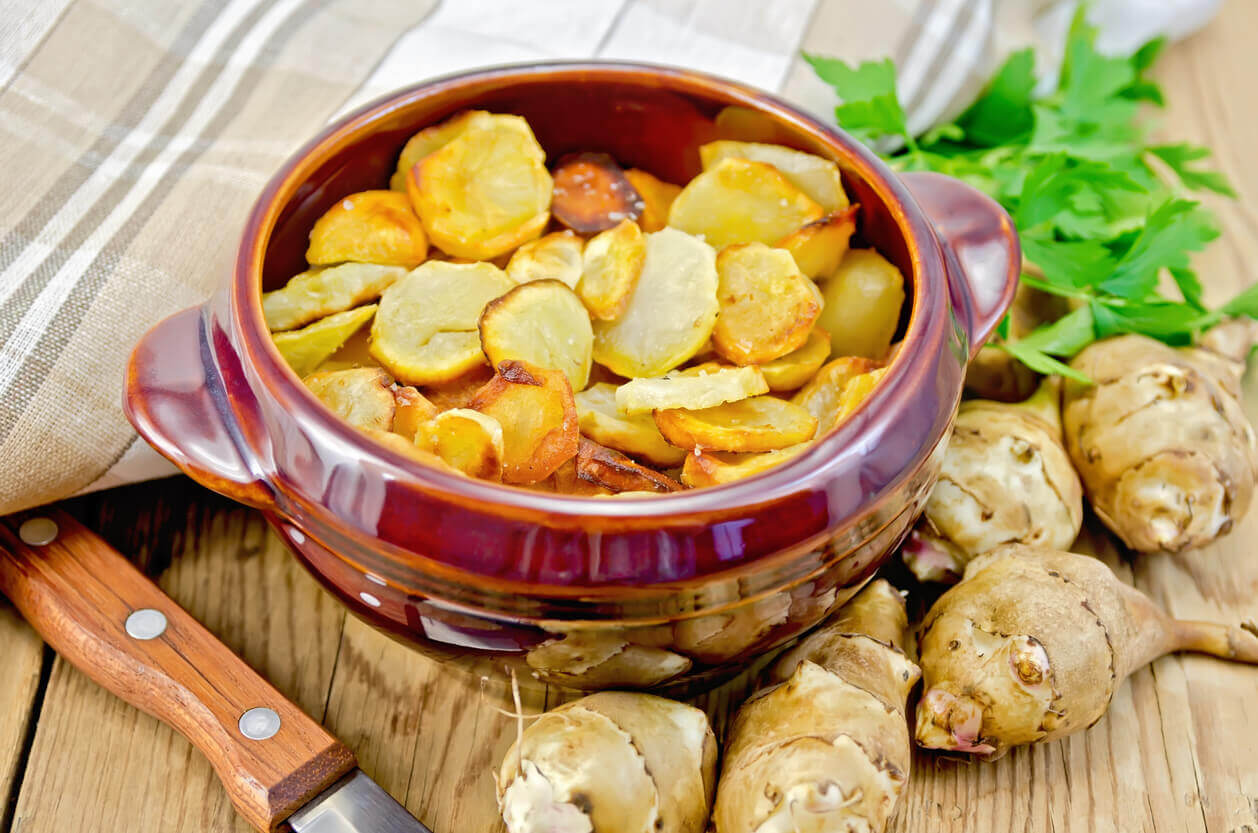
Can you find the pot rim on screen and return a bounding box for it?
[231,60,951,526]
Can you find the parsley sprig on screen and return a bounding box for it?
[805,11,1249,382]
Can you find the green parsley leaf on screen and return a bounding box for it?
[802,55,914,149]
[955,49,1036,147]
[1148,143,1238,196]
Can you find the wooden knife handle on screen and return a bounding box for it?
[0,509,356,831]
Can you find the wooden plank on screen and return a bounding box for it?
[0,600,44,824]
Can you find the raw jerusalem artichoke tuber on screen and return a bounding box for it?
[497,691,717,833]
[905,378,1084,583]
[713,580,920,833]
[916,544,1258,758]
[1062,334,1258,552]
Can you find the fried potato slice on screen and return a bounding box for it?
[712,243,822,365]
[469,360,579,484]
[361,428,459,471]
[416,407,506,480]
[817,248,906,359]
[699,140,849,212]
[623,169,681,232]
[574,438,681,494]
[303,367,396,431]
[577,219,646,321]
[370,260,513,385]
[667,157,823,250]
[550,152,644,233]
[478,279,594,390]
[592,228,718,378]
[832,366,887,425]
[263,263,406,332]
[421,364,495,412]
[306,190,428,268]
[759,327,831,392]
[791,356,884,437]
[505,231,584,289]
[615,365,768,415]
[273,304,375,378]
[575,383,686,467]
[391,385,438,440]
[408,115,552,260]
[655,395,817,452]
[389,109,492,192]
[776,206,858,280]
[681,444,808,487]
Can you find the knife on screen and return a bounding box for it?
[0,508,431,833]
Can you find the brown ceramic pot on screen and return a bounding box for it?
[124,63,1019,695]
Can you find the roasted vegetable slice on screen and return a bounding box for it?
[577,219,646,321]
[370,260,513,385]
[417,407,506,480]
[575,438,682,494]
[712,243,822,365]
[655,395,817,452]
[389,109,492,192]
[272,304,375,377]
[817,249,906,359]
[361,428,457,471]
[391,385,438,441]
[505,231,584,289]
[623,168,681,232]
[681,445,808,487]
[469,360,579,484]
[792,356,883,437]
[303,367,395,432]
[759,327,831,392]
[422,364,496,412]
[667,158,823,250]
[263,263,406,332]
[407,114,552,259]
[306,190,428,268]
[550,152,644,233]
[776,206,858,280]
[592,228,719,378]
[575,383,686,467]
[479,280,594,390]
[615,365,768,415]
[699,139,849,212]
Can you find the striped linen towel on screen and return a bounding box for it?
[0,0,1219,515]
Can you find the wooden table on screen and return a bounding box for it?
[3,5,1258,831]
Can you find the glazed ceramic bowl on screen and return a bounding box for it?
[125,63,1018,695]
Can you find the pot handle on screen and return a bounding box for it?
[900,171,1021,358]
[125,305,272,508]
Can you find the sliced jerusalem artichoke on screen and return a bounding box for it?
[577,219,646,321]
[775,206,858,280]
[479,280,594,390]
[680,445,808,488]
[713,580,919,833]
[905,378,1083,583]
[916,543,1258,758]
[758,327,831,392]
[263,263,406,332]
[698,140,849,213]
[624,168,681,232]
[616,365,768,415]
[575,383,686,467]
[550,152,644,233]
[667,157,823,250]
[303,367,396,432]
[816,249,905,360]
[506,231,585,289]
[498,691,716,833]
[574,437,681,494]
[306,190,427,268]
[712,243,822,365]
[655,395,818,453]
[469,360,579,484]
[272,304,376,377]
[1062,334,1258,552]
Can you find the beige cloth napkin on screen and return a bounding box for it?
[0,0,1219,515]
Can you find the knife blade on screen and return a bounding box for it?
[288,770,433,833]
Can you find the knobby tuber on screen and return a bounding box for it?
[497,691,717,833]
[713,580,920,833]
[905,378,1083,583]
[915,544,1258,758]
[964,283,1069,402]
[1062,333,1258,552]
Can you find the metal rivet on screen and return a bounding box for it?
[359,592,381,608]
[125,609,168,640]
[19,517,58,546]
[364,573,386,586]
[239,707,281,740]
[287,526,306,544]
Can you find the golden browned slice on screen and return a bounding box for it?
[306,190,428,268]
[505,231,584,289]
[817,249,906,359]
[592,228,719,378]
[624,168,682,232]
[469,360,579,484]
[421,364,496,412]
[263,262,406,332]
[680,445,808,487]
[303,367,396,431]
[370,260,513,385]
[550,152,644,233]
[792,356,884,437]
[389,109,493,192]
[776,206,858,280]
[272,304,376,378]
[699,139,849,212]
[712,243,822,365]
[407,114,552,259]
[416,408,506,480]
[575,383,686,466]
[479,280,594,390]
[656,395,817,452]
[759,327,831,392]
[576,219,646,321]
[667,157,823,249]
[615,365,768,415]
[574,438,681,494]
[390,385,438,441]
